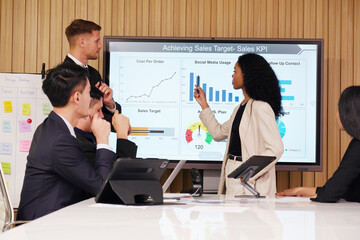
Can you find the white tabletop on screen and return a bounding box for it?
[1,194,360,240]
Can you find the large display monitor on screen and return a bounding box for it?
[104,37,323,171]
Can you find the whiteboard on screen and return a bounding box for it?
[0,73,52,207]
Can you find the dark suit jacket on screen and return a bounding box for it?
[75,128,138,166]
[74,128,97,167]
[17,112,116,220]
[63,56,122,122]
[311,138,360,203]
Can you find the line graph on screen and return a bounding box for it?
[126,72,177,101]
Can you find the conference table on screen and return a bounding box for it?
[1,194,360,240]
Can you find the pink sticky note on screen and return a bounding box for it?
[19,120,31,132]
[19,140,31,152]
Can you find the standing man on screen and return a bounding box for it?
[64,19,121,124]
[17,63,128,220]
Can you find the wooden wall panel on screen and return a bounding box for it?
[0,0,13,72]
[112,0,125,36]
[355,0,360,86]
[62,0,76,62]
[87,0,100,70]
[99,0,112,76]
[149,0,161,36]
[266,0,279,38]
[173,0,186,37]
[240,0,248,37]
[340,0,354,160]
[24,0,38,73]
[327,0,342,180]
[2,0,360,193]
[124,0,137,36]
[49,0,63,69]
[12,0,26,72]
[315,0,329,188]
[161,0,174,36]
[37,0,51,73]
[75,0,87,19]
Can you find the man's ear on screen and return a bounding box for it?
[79,35,86,48]
[72,91,81,104]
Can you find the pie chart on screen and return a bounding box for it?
[277,120,286,138]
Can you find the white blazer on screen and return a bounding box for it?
[199,99,284,196]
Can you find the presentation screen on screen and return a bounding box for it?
[104,37,323,171]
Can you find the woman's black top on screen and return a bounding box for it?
[311,138,360,203]
[228,103,247,156]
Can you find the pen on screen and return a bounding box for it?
[196,75,200,93]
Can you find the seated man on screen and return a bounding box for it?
[75,86,137,166]
[17,63,128,220]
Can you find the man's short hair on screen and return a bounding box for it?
[90,86,104,108]
[42,63,88,107]
[65,19,101,46]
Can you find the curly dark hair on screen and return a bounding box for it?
[338,86,360,140]
[237,53,283,119]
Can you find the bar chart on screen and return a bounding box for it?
[279,80,295,101]
[188,72,241,103]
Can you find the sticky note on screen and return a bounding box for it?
[4,101,12,113]
[2,120,11,132]
[6,181,8,189]
[0,143,12,155]
[19,120,31,132]
[1,162,11,175]
[42,103,51,115]
[19,140,31,152]
[22,103,31,115]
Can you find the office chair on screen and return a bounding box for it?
[0,165,29,231]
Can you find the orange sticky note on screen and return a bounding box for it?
[22,103,31,115]
[4,101,12,113]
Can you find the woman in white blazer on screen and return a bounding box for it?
[194,53,284,197]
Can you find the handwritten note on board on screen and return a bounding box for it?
[18,120,31,132]
[2,120,11,132]
[22,103,31,115]
[19,140,31,152]
[3,101,12,113]
[42,103,51,115]
[0,142,12,155]
[1,162,11,174]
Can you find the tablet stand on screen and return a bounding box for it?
[227,155,276,199]
[109,180,163,204]
[237,166,262,198]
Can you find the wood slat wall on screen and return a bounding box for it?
[1,0,359,192]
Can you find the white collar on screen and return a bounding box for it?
[56,113,77,139]
[67,53,88,68]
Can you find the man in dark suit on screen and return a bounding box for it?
[75,87,137,166]
[64,19,121,125]
[17,63,130,220]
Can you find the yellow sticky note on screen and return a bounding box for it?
[42,103,51,115]
[1,162,11,175]
[22,103,31,115]
[4,101,12,113]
